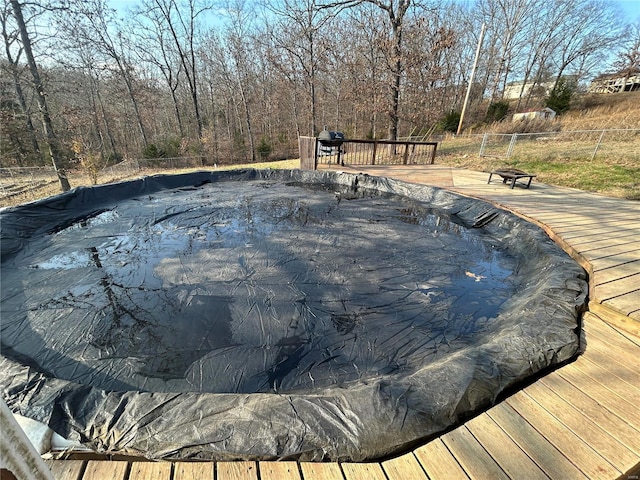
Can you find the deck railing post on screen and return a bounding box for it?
[429,142,437,164]
[372,141,377,165]
[403,142,410,164]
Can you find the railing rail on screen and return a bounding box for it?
[300,137,438,170]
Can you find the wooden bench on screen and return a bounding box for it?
[488,168,536,189]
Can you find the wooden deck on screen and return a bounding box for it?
[45,165,640,479]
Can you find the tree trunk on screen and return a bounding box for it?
[10,0,70,191]
[388,29,401,141]
[170,87,184,137]
[238,81,256,163]
[116,56,148,148]
[94,77,119,160]
[2,10,41,163]
[10,68,41,161]
[388,14,404,143]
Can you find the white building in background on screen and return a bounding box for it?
[589,70,640,93]
[512,107,556,122]
[503,80,556,100]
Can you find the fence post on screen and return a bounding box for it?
[371,141,377,165]
[507,133,518,158]
[479,133,488,157]
[591,130,606,161]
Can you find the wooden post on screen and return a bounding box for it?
[298,136,318,170]
[403,142,410,164]
[371,141,377,165]
[314,138,318,169]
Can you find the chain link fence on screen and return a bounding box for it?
[3,131,638,202]
[465,129,640,161]
[0,166,57,199]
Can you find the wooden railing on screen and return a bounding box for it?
[299,137,438,170]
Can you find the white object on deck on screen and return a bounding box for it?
[0,398,53,480]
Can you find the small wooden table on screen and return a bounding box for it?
[488,169,537,189]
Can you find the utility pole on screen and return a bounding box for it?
[457,23,485,136]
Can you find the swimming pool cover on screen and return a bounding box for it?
[0,169,587,461]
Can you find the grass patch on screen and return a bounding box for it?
[435,132,640,200]
[436,153,640,200]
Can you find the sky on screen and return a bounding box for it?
[616,0,640,20]
[107,0,640,19]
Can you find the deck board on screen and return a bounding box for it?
[523,380,639,471]
[174,462,213,480]
[45,459,85,480]
[487,403,588,479]
[36,166,640,480]
[538,374,640,456]
[557,365,640,432]
[463,414,548,480]
[83,461,128,480]
[299,462,344,480]
[217,461,256,480]
[128,462,172,480]
[441,426,509,479]
[414,439,470,479]
[259,462,302,480]
[339,462,387,480]
[579,346,640,393]
[505,393,619,479]
[572,356,640,405]
[381,453,428,480]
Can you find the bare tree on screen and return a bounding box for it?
[336,4,387,138]
[132,1,186,138]
[145,0,212,141]
[9,0,69,190]
[512,0,566,109]
[1,0,41,165]
[480,0,535,102]
[612,18,640,86]
[320,0,432,140]
[220,0,258,162]
[368,0,411,140]
[267,0,337,136]
[70,45,120,161]
[60,0,149,149]
[549,0,624,89]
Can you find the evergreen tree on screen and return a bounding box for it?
[545,76,575,114]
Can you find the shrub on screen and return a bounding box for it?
[257,136,272,160]
[142,138,181,159]
[485,101,510,123]
[545,77,576,114]
[142,143,163,159]
[438,110,461,133]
